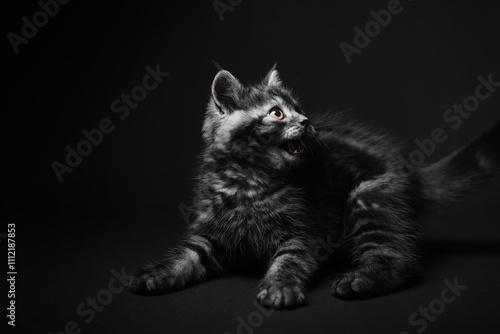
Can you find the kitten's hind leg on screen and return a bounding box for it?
[257,239,318,309]
[331,177,421,299]
[130,235,225,295]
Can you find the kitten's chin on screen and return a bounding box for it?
[265,144,305,171]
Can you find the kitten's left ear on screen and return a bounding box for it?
[212,70,242,114]
[263,64,282,87]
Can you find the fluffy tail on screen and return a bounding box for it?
[422,121,500,206]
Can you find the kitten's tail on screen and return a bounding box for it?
[421,121,500,206]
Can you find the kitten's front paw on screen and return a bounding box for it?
[330,268,399,299]
[330,271,375,299]
[130,265,181,295]
[257,283,305,309]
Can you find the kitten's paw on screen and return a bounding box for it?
[330,268,401,299]
[330,271,376,299]
[130,266,181,295]
[257,284,305,309]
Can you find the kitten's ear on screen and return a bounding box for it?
[211,70,242,114]
[263,64,281,87]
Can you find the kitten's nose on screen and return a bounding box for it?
[299,117,309,127]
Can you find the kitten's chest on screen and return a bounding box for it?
[213,183,299,230]
[210,199,296,256]
[199,174,307,252]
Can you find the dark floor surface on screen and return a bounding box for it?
[15,198,500,334]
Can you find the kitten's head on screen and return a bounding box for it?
[202,65,316,171]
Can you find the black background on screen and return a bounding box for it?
[4,0,500,333]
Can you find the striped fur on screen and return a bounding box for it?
[130,67,500,307]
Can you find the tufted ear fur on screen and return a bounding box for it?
[211,70,242,114]
[263,64,281,87]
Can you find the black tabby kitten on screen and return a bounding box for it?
[130,66,500,308]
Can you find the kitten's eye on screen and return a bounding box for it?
[269,107,284,120]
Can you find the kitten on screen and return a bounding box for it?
[130,65,499,308]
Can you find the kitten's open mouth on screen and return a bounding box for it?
[282,140,303,156]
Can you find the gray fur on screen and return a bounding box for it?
[130,67,500,308]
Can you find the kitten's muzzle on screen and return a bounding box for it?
[281,118,309,156]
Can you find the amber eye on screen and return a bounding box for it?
[269,107,284,120]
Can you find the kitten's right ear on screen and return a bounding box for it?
[211,70,242,115]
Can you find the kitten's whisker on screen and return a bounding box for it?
[312,108,355,130]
